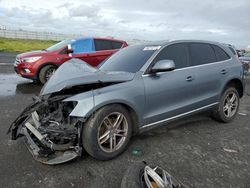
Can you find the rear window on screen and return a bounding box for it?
[112,41,123,49]
[228,46,236,55]
[189,43,216,66]
[94,39,123,51]
[212,45,230,61]
[94,39,112,51]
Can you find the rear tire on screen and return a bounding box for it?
[38,65,57,84]
[211,87,239,123]
[82,104,132,160]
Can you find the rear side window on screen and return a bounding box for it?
[94,39,113,51]
[212,45,230,61]
[189,43,216,66]
[154,43,189,69]
[71,39,94,54]
[112,41,123,49]
[228,46,236,55]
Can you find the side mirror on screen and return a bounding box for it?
[67,44,73,56]
[151,59,175,74]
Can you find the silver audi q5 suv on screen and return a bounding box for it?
[9,40,245,164]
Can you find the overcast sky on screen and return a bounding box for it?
[0,0,249,48]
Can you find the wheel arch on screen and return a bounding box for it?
[85,101,140,135]
[222,78,244,98]
[116,102,140,135]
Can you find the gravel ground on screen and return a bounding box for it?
[0,65,249,188]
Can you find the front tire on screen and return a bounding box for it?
[38,65,57,84]
[82,104,132,160]
[211,87,239,123]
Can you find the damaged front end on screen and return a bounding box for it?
[8,58,135,164]
[8,95,83,165]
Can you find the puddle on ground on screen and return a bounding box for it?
[0,74,42,97]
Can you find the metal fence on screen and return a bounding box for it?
[0,28,149,45]
[0,28,82,41]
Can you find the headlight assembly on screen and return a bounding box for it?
[22,56,42,63]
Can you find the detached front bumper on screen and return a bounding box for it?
[9,102,81,165]
[21,114,79,164]
[22,124,78,164]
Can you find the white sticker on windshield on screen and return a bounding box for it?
[143,46,161,51]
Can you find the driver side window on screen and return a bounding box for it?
[71,39,94,54]
[154,43,189,69]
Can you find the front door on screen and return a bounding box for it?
[142,43,197,126]
[71,38,98,66]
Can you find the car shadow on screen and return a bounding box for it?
[16,82,42,95]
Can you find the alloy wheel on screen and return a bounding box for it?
[223,91,238,118]
[45,67,56,81]
[97,112,128,153]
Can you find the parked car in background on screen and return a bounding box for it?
[223,44,249,74]
[14,37,128,84]
[239,52,250,73]
[237,49,245,57]
[9,40,244,164]
[239,52,250,63]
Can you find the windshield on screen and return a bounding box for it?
[99,45,157,73]
[46,39,71,52]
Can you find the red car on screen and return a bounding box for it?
[14,38,128,84]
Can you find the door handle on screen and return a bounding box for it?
[221,69,227,75]
[186,76,194,81]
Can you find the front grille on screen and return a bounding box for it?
[14,57,21,67]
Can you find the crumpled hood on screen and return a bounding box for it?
[40,58,135,95]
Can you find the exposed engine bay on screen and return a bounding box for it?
[8,82,129,164]
[8,95,82,164]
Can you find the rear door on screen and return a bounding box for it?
[187,43,230,107]
[143,43,198,125]
[93,39,124,66]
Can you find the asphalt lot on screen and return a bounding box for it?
[0,52,17,64]
[0,64,250,188]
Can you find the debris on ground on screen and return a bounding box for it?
[238,112,247,116]
[121,161,186,188]
[223,148,238,153]
[132,149,142,156]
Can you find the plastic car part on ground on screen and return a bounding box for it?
[121,161,186,188]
